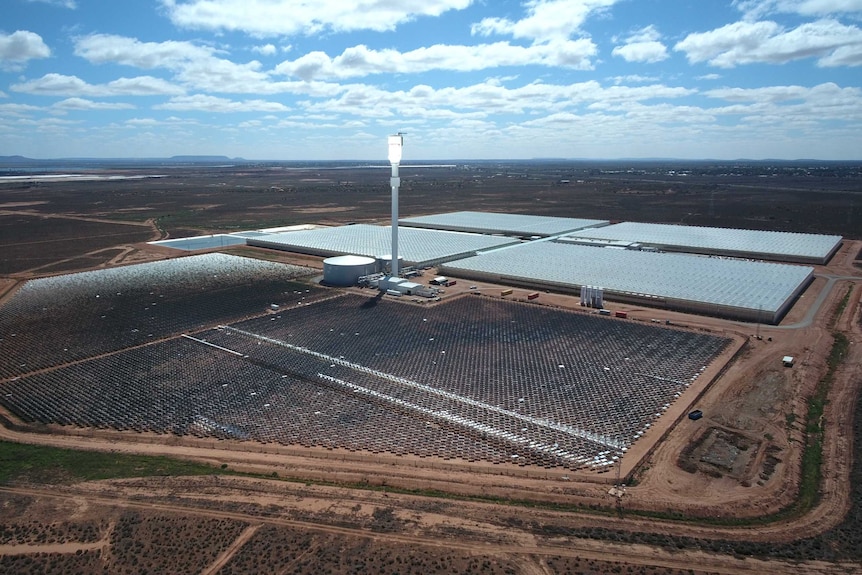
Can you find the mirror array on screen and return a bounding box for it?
[0,253,320,379]
[1,265,730,470]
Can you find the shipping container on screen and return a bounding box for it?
[615,311,627,318]
[527,292,539,300]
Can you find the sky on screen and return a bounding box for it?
[1,0,861,161]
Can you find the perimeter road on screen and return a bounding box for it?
[777,274,861,330]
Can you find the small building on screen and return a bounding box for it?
[379,276,406,291]
[782,356,795,368]
[393,281,423,295]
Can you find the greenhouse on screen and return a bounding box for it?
[400,210,609,237]
[150,234,247,251]
[565,222,842,264]
[247,224,518,266]
[441,241,814,323]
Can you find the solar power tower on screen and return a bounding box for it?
[388,133,403,278]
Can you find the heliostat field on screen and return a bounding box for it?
[0,258,731,470]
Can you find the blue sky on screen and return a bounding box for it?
[1,0,861,160]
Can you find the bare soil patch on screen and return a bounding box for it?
[679,426,761,480]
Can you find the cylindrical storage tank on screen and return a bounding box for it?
[323,255,378,286]
[375,254,403,274]
[581,285,592,307]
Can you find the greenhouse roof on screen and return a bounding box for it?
[249,224,518,265]
[400,211,608,236]
[565,222,841,263]
[443,241,813,315]
[149,234,246,251]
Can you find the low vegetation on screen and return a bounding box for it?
[0,440,226,485]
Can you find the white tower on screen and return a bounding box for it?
[388,133,403,278]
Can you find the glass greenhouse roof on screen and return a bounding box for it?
[566,222,841,262]
[443,241,814,314]
[249,224,519,265]
[400,211,609,236]
[150,234,246,251]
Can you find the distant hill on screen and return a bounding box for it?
[0,156,34,165]
[0,155,246,167]
[167,155,241,163]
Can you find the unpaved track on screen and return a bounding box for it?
[199,524,261,575]
[0,484,854,575]
[0,539,105,556]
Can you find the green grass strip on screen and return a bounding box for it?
[0,441,226,485]
[800,331,848,504]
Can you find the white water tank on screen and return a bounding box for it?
[581,285,604,308]
[323,255,378,286]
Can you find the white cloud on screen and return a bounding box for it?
[275,39,598,80]
[174,55,270,92]
[252,44,277,56]
[496,80,861,158]
[674,19,862,67]
[15,117,80,128]
[624,25,663,44]
[607,74,660,85]
[154,94,290,112]
[818,43,862,65]
[612,41,668,63]
[125,118,161,126]
[73,34,333,94]
[75,33,278,93]
[705,82,860,105]
[75,34,218,69]
[12,74,186,96]
[0,102,42,116]
[0,30,51,69]
[612,25,668,63]
[675,21,780,66]
[696,83,862,130]
[733,0,862,18]
[301,80,696,121]
[27,0,77,8]
[160,0,472,36]
[471,0,619,42]
[52,98,136,111]
[697,73,722,80]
